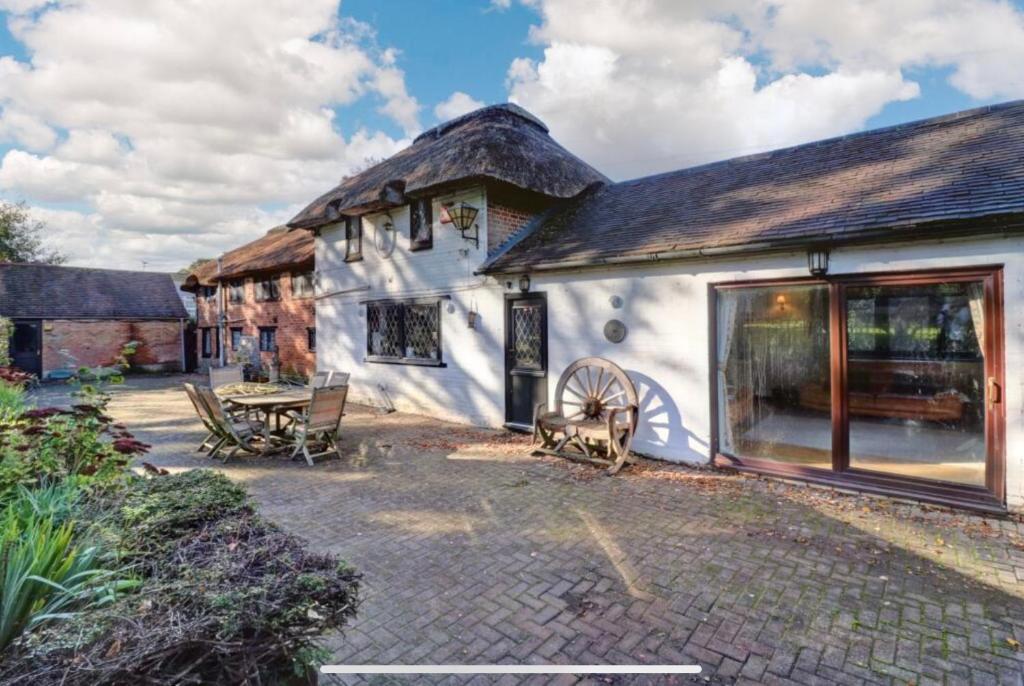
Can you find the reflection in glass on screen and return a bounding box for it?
[717,285,831,467]
[846,282,986,486]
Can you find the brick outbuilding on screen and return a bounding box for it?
[0,263,188,378]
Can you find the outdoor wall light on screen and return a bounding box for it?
[518,274,531,293]
[807,247,830,276]
[775,294,788,312]
[445,202,480,248]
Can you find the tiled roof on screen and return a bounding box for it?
[288,104,607,229]
[482,100,1024,273]
[183,227,313,288]
[0,264,188,319]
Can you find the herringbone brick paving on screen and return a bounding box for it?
[32,376,1024,685]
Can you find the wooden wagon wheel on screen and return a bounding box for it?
[553,356,638,423]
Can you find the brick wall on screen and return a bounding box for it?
[486,185,553,254]
[42,319,183,375]
[195,269,315,378]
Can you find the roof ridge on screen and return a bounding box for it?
[0,262,173,276]
[413,103,549,144]
[610,98,1024,189]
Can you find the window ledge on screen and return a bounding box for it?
[364,356,446,368]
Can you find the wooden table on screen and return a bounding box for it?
[226,388,312,454]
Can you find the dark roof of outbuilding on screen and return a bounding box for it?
[181,227,313,290]
[482,99,1024,274]
[0,264,188,320]
[287,103,608,229]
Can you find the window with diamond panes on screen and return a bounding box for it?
[366,300,441,363]
[512,303,543,369]
[367,303,402,358]
[404,304,440,360]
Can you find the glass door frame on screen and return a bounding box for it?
[709,265,1005,512]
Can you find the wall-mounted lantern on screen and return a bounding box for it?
[518,274,531,293]
[807,247,830,276]
[445,202,480,248]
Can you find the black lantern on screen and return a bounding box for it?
[518,274,531,293]
[807,248,830,276]
[446,202,480,248]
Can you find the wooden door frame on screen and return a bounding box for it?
[708,265,1006,513]
[10,318,43,377]
[504,292,548,428]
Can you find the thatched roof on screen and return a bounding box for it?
[287,104,608,230]
[0,264,187,320]
[181,227,313,291]
[482,100,1024,274]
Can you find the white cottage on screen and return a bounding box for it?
[290,102,1024,515]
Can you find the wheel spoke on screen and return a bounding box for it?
[602,389,627,404]
[564,383,587,400]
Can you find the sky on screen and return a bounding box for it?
[0,0,1023,272]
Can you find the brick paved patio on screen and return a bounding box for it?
[31,376,1024,684]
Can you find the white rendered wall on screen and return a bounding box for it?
[315,186,508,427]
[530,235,1024,512]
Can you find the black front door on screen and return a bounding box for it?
[10,319,42,377]
[505,294,548,428]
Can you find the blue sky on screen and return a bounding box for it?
[0,0,1022,269]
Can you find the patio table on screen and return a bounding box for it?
[227,389,312,454]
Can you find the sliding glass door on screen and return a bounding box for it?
[714,268,1004,508]
[845,282,986,487]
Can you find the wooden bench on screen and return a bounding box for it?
[533,357,639,475]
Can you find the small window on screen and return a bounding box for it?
[259,327,277,352]
[307,327,316,352]
[254,275,281,302]
[366,300,441,365]
[345,216,362,262]
[227,280,244,304]
[200,285,217,300]
[201,327,219,358]
[230,327,243,350]
[409,198,433,251]
[291,271,315,298]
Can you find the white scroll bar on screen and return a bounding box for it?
[321,665,702,675]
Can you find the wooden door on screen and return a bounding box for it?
[505,295,548,429]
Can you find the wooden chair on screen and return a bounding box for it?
[533,357,639,475]
[183,382,226,455]
[287,385,348,466]
[194,385,265,462]
[310,370,351,388]
[209,365,243,389]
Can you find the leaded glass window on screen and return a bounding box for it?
[366,300,441,363]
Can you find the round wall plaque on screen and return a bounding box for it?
[603,319,627,344]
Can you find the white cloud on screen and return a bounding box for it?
[434,91,486,121]
[507,0,1024,179]
[0,0,418,269]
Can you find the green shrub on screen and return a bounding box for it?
[0,486,136,651]
[0,404,148,501]
[0,381,25,423]
[2,470,360,685]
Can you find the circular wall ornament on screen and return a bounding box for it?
[603,319,627,344]
[374,219,396,258]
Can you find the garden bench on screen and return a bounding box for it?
[533,357,639,475]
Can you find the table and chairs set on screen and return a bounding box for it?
[183,367,350,466]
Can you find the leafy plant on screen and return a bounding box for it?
[2,471,360,684]
[0,404,148,502]
[0,488,135,651]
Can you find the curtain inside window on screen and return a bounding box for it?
[717,291,739,452]
[967,281,985,356]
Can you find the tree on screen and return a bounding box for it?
[176,258,213,276]
[0,201,65,264]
